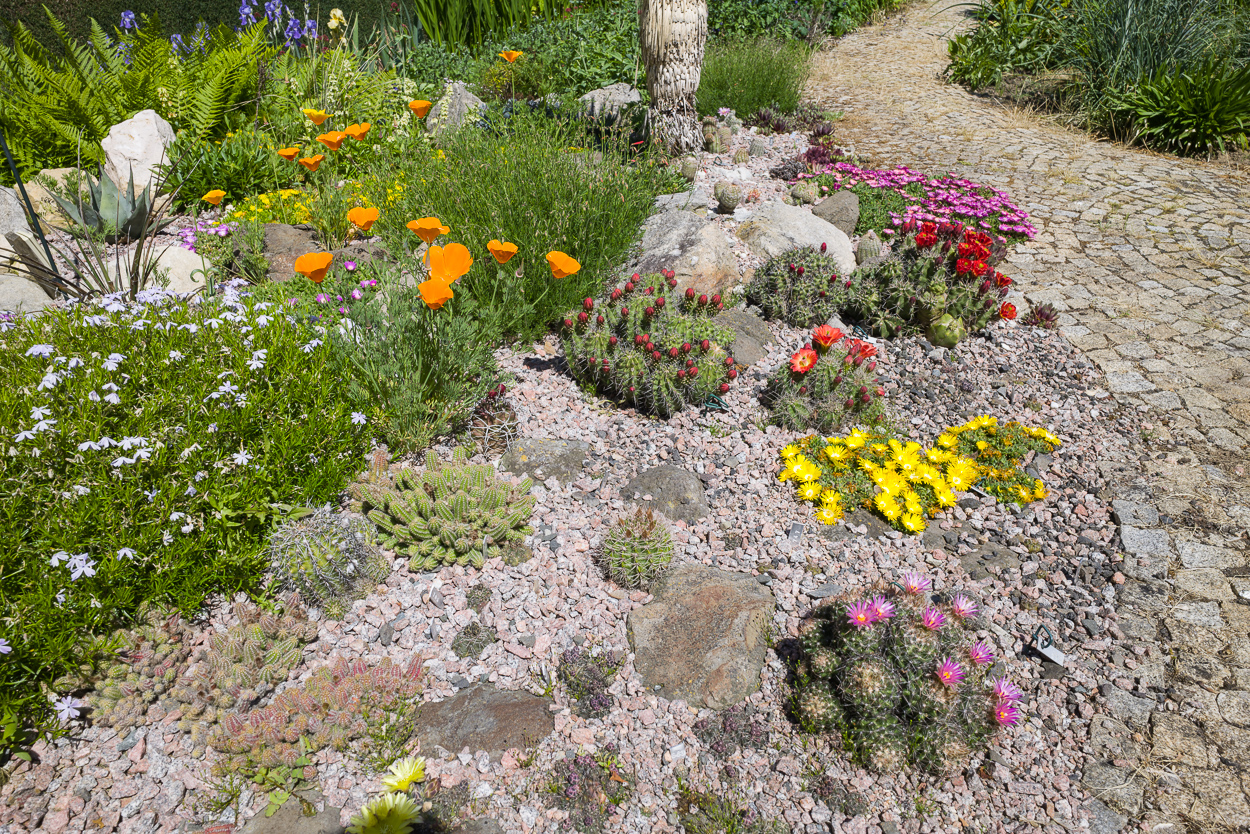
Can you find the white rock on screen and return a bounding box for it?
[102,110,176,193]
[734,200,856,275]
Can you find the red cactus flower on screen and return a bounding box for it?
[1000,302,1018,320]
[686,288,696,300]
[812,324,843,351]
[577,312,589,324]
[955,258,974,276]
[820,242,827,253]
[789,348,818,374]
[609,336,618,346]
[995,272,1012,288]
[915,231,937,248]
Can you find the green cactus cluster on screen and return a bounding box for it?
[350,446,535,572]
[599,508,674,591]
[792,577,1010,775]
[560,271,741,418]
[763,324,885,434]
[267,506,391,620]
[746,246,852,328]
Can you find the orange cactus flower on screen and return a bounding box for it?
[302,108,330,126]
[294,251,334,283]
[277,147,300,161]
[428,243,473,284]
[347,207,380,232]
[419,276,455,310]
[344,122,372,141]
[407,216,449,245]
[499,50,522,63]
[488,239,518,264]
[317,131,348,151]
[298,154,325,172]
[789,347,818,374]
[408,100,432,118]
[546,251,580,280]
[202,189,226,206]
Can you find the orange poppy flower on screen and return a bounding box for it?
[347,206,380,232]
[547,251,580,280]
[419,276,455,310]
[428,243,473,284]
[408,100,432,118]
[202,189,226,206]
[344,123,372,141]
[488,239,518,264]
[302,108,330,126]
[277,147,300,161]
[298,154,325,172]
[407,216,449,245]
[499,50,522,63]
[294,251,334,283]
[317,131,348,151]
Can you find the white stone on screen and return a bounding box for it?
[734,200,856,275]
[101,110,176,193]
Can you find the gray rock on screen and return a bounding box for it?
[627,563,775,709]
[1217,690,1250,728]
[262,223,322,284]
[1110,499,1158,527]
[959,542,1021,581]
[427,81,486,137]
[821,509,893,541]
[624,465,709,523]
[239,797,343,834]
[579,83,641,120]
[713,307,772,366]
[0,272,56,314]
[101,110,176,194]
[500,438,588,484]
[0,186,31,237]
[654,190,707,212]
[452,821,505,834]
[1081,797,1129,834]
[811,190,859,236]
[735,201,855,276]
[418,684,554,761]
[633,209,740,296]
[1103,687,1155,730]
[151,245,213,295]
[1119,525,1172,580]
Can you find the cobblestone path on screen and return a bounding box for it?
[808,3,1250,831]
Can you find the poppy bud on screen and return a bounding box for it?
[651,350,661,361]
[677,369,686,380]
[727,369,738,380]
[577,312,589,324]
[686,288,696,300]
[688,366,698,377]
[609,336,618,347]
[711,294,721,305]
[698,294,708,305]
[596,315,605,325]
[797,266,805,276]
[700,339,710,351]
[645,306,656,317]
[682,342,692,353]
[563,318,574,328]
[625,282,635,292]
[583,298,594,311]
[799,385,807,394]
[719,383,730,393]
[669,347,679,358]
[821,242,827,253]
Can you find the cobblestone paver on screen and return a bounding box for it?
[808,4,1250,831]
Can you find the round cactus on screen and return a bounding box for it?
[714,181,744,213]
[791,182,819,205]
[599,508,674,591]
[749,136,769,157]
[732,147,750,165]
[746,246,849,328]
[795,679,844,732]
[839,657,901,717]
[268,506,389,620]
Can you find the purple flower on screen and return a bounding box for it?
[991,676,1023,703]
[0,637,11,654]
[54,696,84,722]
[170,33,186,51]
[968,640,994,665]
[316,293,329,304]
[303,18,317,38]
[120,10,137,29]
[345,260,357,272]
[950,594,978,620]
[846,601,874,629]
[900,571,930,595]
[920,606,945,630]
[283,17,303,41]
[994,701,1021,726]
[936,657,964,687]
[338,307,348,314]
[868,594,895,622]
[350,289,362,300]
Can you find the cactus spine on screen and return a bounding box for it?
[268,506,390,620]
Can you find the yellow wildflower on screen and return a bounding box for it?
[937,433,957,448]
[815,505,843,524]
[820,489,841,508]
[781,444,800,460]
[798,482,822,502]
[875,493,902,520]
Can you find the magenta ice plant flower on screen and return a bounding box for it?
[316,293,329,304]
[868,594,896,622]
[991,676,1023,703]
[950,594,978,619]
[344,260,357,271]
[846,601,874,629]
[900,571,931,595]
[994,701,1021,727]
[920,606,945,630]
[968,640,994,665]
[937,657,964,687]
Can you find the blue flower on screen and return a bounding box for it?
[0,637,11,655]
[170,33,185,52]
[284,17,303,41]
[239,0,258,27]
[303,19,317,38]
[265,0,284,20]
[119,10,137,29]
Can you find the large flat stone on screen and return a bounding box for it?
[734,201,856,276]
[1081,762,1143,816]
[239,798,343,834]
[0,186,30,237]
[714,307,772,366]
[0,272,56,314]
[623,465,709,523]
[633,209,740,295]
[418,684,553,762]
[627,564,774,709]
[499,438,588,484]
[1150,712,1213,768]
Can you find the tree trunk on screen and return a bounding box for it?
[639,0,707,154]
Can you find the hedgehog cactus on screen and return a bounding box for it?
[713,181,743,213]
[268,506,390,620]
[747,246,852,328]
[763,323,884,434]
[599,507,674,590]
[469,382,519,455]
[560,271,739,417]
[679,156,699,182]
[855,231,882,265]
[82,605,195,730]
[350,446,535,572]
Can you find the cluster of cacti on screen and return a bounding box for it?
[713,181,743,213]
[451,622,496,658]
[1022,302,1059,330]
[701,116,734,153]
[790,182,819,205]
[598,508,674,591]
[267,506,390,620]
[81,605,196,730]
[763,324,886,434]
[792,574,1023,774]
[468,383,519,455]
[349,446,535,572]
[558,644,621,719]
[847,219,1014,347]
[559,270,741,417]
[173,597,317,755]
[692,702,769,759]
[746,245,852,328]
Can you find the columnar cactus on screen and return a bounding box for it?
[268,506,390,620]
[560,271,740,417]
[599,508,674,590]
[763,324,885,434]
[350,447,535,572]
[746,245,851,328]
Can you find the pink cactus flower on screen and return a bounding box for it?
[994,702,1021,726]
[900,571,931,595]
[868,594,896,622]
[921,606,946,630]
[991,677,1023,703]
[937,657,965,687]
[968,640,994,665]
[846,601,874,630]
[951,594,979,619]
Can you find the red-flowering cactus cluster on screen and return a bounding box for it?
[763,324,886,434]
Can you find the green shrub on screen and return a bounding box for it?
[697,37,812,117]
[945,0,1067,90]
[1109,55,1250,156]
[409,0,555,49]
[0,287,368,754]
[162,126,295,212]
[708,0,907,42]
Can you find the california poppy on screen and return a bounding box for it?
[547,251,580,280]
[428,243,473,284]
[317,131,348,151]
[302,108,330,126]
[419,276,454,310]
[407,216,449,245]
[298,154,325,172]
[408,100,432,118]
[347,207,380,232]
[499,50,522,63]
[277,147,300,161]
[202,189,226,206]
[488,239,518,264]
[344,122,372,141]
[294,251,334,283]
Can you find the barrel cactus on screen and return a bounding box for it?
[732,147,750,165]
[791,182,819,205]
[749,136,769,158]
[679,156,699,182]
[268,506,390,619]
[599,508,674,590]
[350,447,535,572]
[855,231,882,264]
[745,245,851,328]
[713,181,743,213]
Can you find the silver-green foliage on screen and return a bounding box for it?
[351,447,535,572]
[600,508,674,591]
[51,167,166,242]
[268,506,390,620]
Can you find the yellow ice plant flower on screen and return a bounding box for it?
[824,445,846,462]
[1013,484,1032,503]
[815,505,843,524]
[381,756,426,793]
[901,513,926,533]
[875,494,903,521]
[937,433,957,448]
[870,443,888,456]
[798,462,822,483]
[877,472,905,496]
[946,458,979,490]
[844,433,866,450]
[781,444,801,460]
[798,482,823,502]
[820,489,841,508]
[346,793,420,834]
[936,488,957,507]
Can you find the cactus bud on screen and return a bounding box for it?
[632,272,640,281]
[635,334,646,346]
[620,306,628,315]
[651,350,662,361]
[727,369,738,380]
[686,288,696,300]
[788,263,796,272]
[655,296,666,309]
[625,282,635,292]
[577,311,589,324]
[682,342,692,353]
[859,385,868,395]
[799,385,807,394]
[797,266,805,276]
[668,278,678,288]
[610,288,623,301]
[861,391,871,403]
[698,294,708,305]
[700,339,710,351]
[686,359,695,367]
[609,336,618,347]
[725,356,735,365]
[583,298,594,311]
[845,398,854,409]
[645,306,656,317]
[979,280,991,295]
[711,294,721,306]
[834,375,842,385]
[688,366,698,378]
[853,354,864,367]
[596,315,605,325]
[845,280,852,288]
[677,369,686,380]
[669,347,679,358]
[719,383,730,393]
[818,290,826,298]
[876,387,884,396]
[867,360,876,371]
[629,385,636,393]
[563,318,574,328]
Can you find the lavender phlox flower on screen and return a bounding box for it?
[55,589,67,604]
[118,436,147,450]
[32,419,57,433]
[256,314,272,327]
[30,405,51,420]
[162,530,174,545]
[102,352,126,371]
[117,547,137,560]
[351,412,367,425]
[206,424,217,434]
[67,553,96,580]
[185,485,197,496]
[54,696,85,722]
[170,512,186,522]
[169,350,184,361]
[301,338,323,353]
[49,550,71,567]
[203,318,222,329]
[67,357,83,368]
[112,456,136,468]
[15,429,36,442]
[144,488,160,502]
[246,349,267,370]
[38,372,61,390]
[232,449,252,466]
[0,637,11,654]
[72,485,90,496]
[26,344,55,358]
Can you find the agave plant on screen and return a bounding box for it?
[51,166,168,242]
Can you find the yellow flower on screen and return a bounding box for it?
[346,794,420,834]
[937,433,957,448]
[825,445,846,462]
[1033,485,1048,500]
[937,488,957,507]
[870,443,888,456]
[1014,484,1032,502]
[820,489,841,507]
[901,513,926,533]
[328,7,347,30]
[781,444,800,460]
[946,459,979,490]
[815,505,842,525]
[877,472,904,496]
[844,434,866,450]
[798,482,822,502]
[875,493,902,520]
[381,756,426,793]
[798,463,821,483]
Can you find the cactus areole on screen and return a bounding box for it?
[639,0,708,153]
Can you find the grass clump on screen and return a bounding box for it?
[697,37,813,118]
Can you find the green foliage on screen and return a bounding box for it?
[697,37,812,118]
[559,272,740,418]
[267,506,390,620]
[746,245,852,328]
[259,48,399,144]
[546,746,632,834]
[945,0,1067,90]
[0,12,268,184]
[349,446,536,572]
[409,0,555,49]
[162,126,295,212]
[677,783,786,834]
[50,167,164,242]
[598,508,673,591]
[763,329,885,435]
[708,0,907,42]
[558,643,620,720]
[189,217,270,287]
[0,288,368,754]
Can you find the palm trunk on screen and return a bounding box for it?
[639,0,707,153]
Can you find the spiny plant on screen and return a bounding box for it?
[598,508,674,591]
[468,382,519,455]
[693,702,769,760]
[1022,302,1059,330]
[267,506,390,620]
[558,643,621,720]
[51,167,169,242]
[560,270,741,417]
[762,323,885,434]
[846,219,1014,347]
[451,622,496,659]
[349,446,535,572]
[677,782,785,834]
[791,574,1024,774]
[745,245,852,328]
[546,745,632,834]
